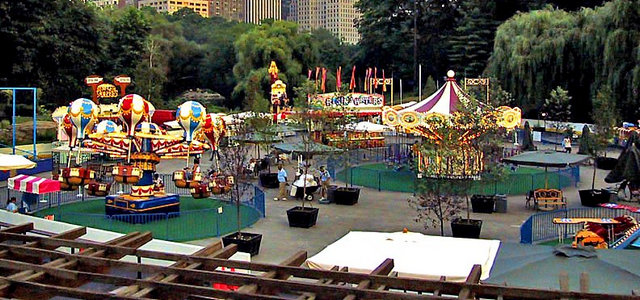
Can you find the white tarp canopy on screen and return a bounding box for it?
[307,231,500,281]
[0,154,36,171]
[346,121,392,132]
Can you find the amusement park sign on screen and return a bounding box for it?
[310,93,384,109]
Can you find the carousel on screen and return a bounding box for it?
[54,83,230,216]
[382,70,521,178]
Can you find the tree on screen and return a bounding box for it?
[0,0,104,108]
[106,7,151,78]
[542,86,572,149]
[133,34,171,101]
[448,0,499,77]
[408,179,466,236]
[423,76,437,96]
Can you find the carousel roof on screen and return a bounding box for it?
[399,70,467,116]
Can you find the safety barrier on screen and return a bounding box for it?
[520,207,640,244]
[1,175,265,242]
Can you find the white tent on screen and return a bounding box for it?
[346,121,392,132]
[0,154,36,171]
[307,231,500,281]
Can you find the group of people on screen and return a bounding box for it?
[275,164,331,201]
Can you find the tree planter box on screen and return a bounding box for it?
[334,187,360,205]
[259,173,279,188]
[222,232,262,256]
[287,206,319,228]
[451,218,482,239]
[471,195,495,214]
[595,157,617,170]
[579,189,611,207]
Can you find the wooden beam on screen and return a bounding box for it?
[0,276,154,300]
[458,264,482,299]
[343,259,394,300]
[0,223,33,234]
[0,235,636,300]
[0,257,452,300]
[24,227,87,249]
[235,251,307,296]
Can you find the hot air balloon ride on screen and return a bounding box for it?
[53,75,233,219]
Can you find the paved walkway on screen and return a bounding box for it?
[185,144,623,264]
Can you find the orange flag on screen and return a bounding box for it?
[349,66,356,91]
[374,67,378,90]
[336,66,342,91]
[382,69,387,92]
[321,68,327,93]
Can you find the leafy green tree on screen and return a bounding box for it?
[423,76,437,95]
[106,7,151,78]
[542,86,572,149]
[448,0,499,77]
[0,0,104,108]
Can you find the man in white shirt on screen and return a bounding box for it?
[6,197,18,213]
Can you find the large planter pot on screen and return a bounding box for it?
[334,187,360,205]
[286,206,319,228]
[259,173,279,189]
[579,189,611,207]
[451,218,482,239]
[595,157,618,170]
[471,195,495,214]
[222,232,262,256]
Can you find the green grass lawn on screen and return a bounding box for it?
[35,197,262,242]
[337,163,573,195]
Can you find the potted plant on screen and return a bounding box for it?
[579,86,618,206]
[285,81,320,228]
[219,118,263,255]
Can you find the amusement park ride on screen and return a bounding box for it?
[53,76,230,216]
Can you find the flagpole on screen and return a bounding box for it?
[391,78,394,106]
[418,64,422,101]
[400,79,403,104]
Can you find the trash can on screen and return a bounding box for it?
[494,194,507,213]
[325,185,338,203]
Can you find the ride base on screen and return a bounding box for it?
[105,192,180,220]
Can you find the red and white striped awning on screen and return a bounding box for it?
[8,174,60,194]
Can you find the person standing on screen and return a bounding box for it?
[563,136,572,153]
[276,165,288,201]
[5,197,18,213]
[319,166,331,200]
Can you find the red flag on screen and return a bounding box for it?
[315,67,320,90]
[349,66,356,91]
[364,68,369,92]
[321,68,327,93]
[336,67,342,91]
[308,69,312,80]
[374,67,378,90]
[382,69,387,92]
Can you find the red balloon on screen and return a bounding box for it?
[119,94,150,136]
[62,114,76,147]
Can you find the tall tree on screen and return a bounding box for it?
[0,0,104,108]
[106,7,151,79]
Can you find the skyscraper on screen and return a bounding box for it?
[294,0,361,44]
[210,0,244,21]
[244,0,282,24]
[137,0,211,18]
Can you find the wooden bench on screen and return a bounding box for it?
[534,189,566,211]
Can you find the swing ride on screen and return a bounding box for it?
[54,76,231,217]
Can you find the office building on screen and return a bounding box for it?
[244,0,281,24]
[210,0,244,21]
[138,0,211,18]
[294,0,361,44]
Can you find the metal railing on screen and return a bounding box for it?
[1,174,266,242]
[520,207,640,244]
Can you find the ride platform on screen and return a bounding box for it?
[105,192,180,220]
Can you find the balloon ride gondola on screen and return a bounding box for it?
[56,90,230,221]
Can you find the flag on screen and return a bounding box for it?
[382,69,387,92]
[315,67,320,90]
[321,68,327,93]
[374,67,378,90]
[364,68,369,92]
[336,66,342,91]
[349,66,356,91]
[308,69,312,80]
[368,67,373,92]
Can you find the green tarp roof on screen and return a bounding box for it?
[272,142,342,155]
[502,151,589,168]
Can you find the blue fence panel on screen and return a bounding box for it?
[520,207,640,244]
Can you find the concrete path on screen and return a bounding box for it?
[184,143,623,264]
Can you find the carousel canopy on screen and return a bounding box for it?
[345,121,392,133]
[399,70,465,116]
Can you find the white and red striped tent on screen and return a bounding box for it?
[8,174,60,194]
[398,70,466,116]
